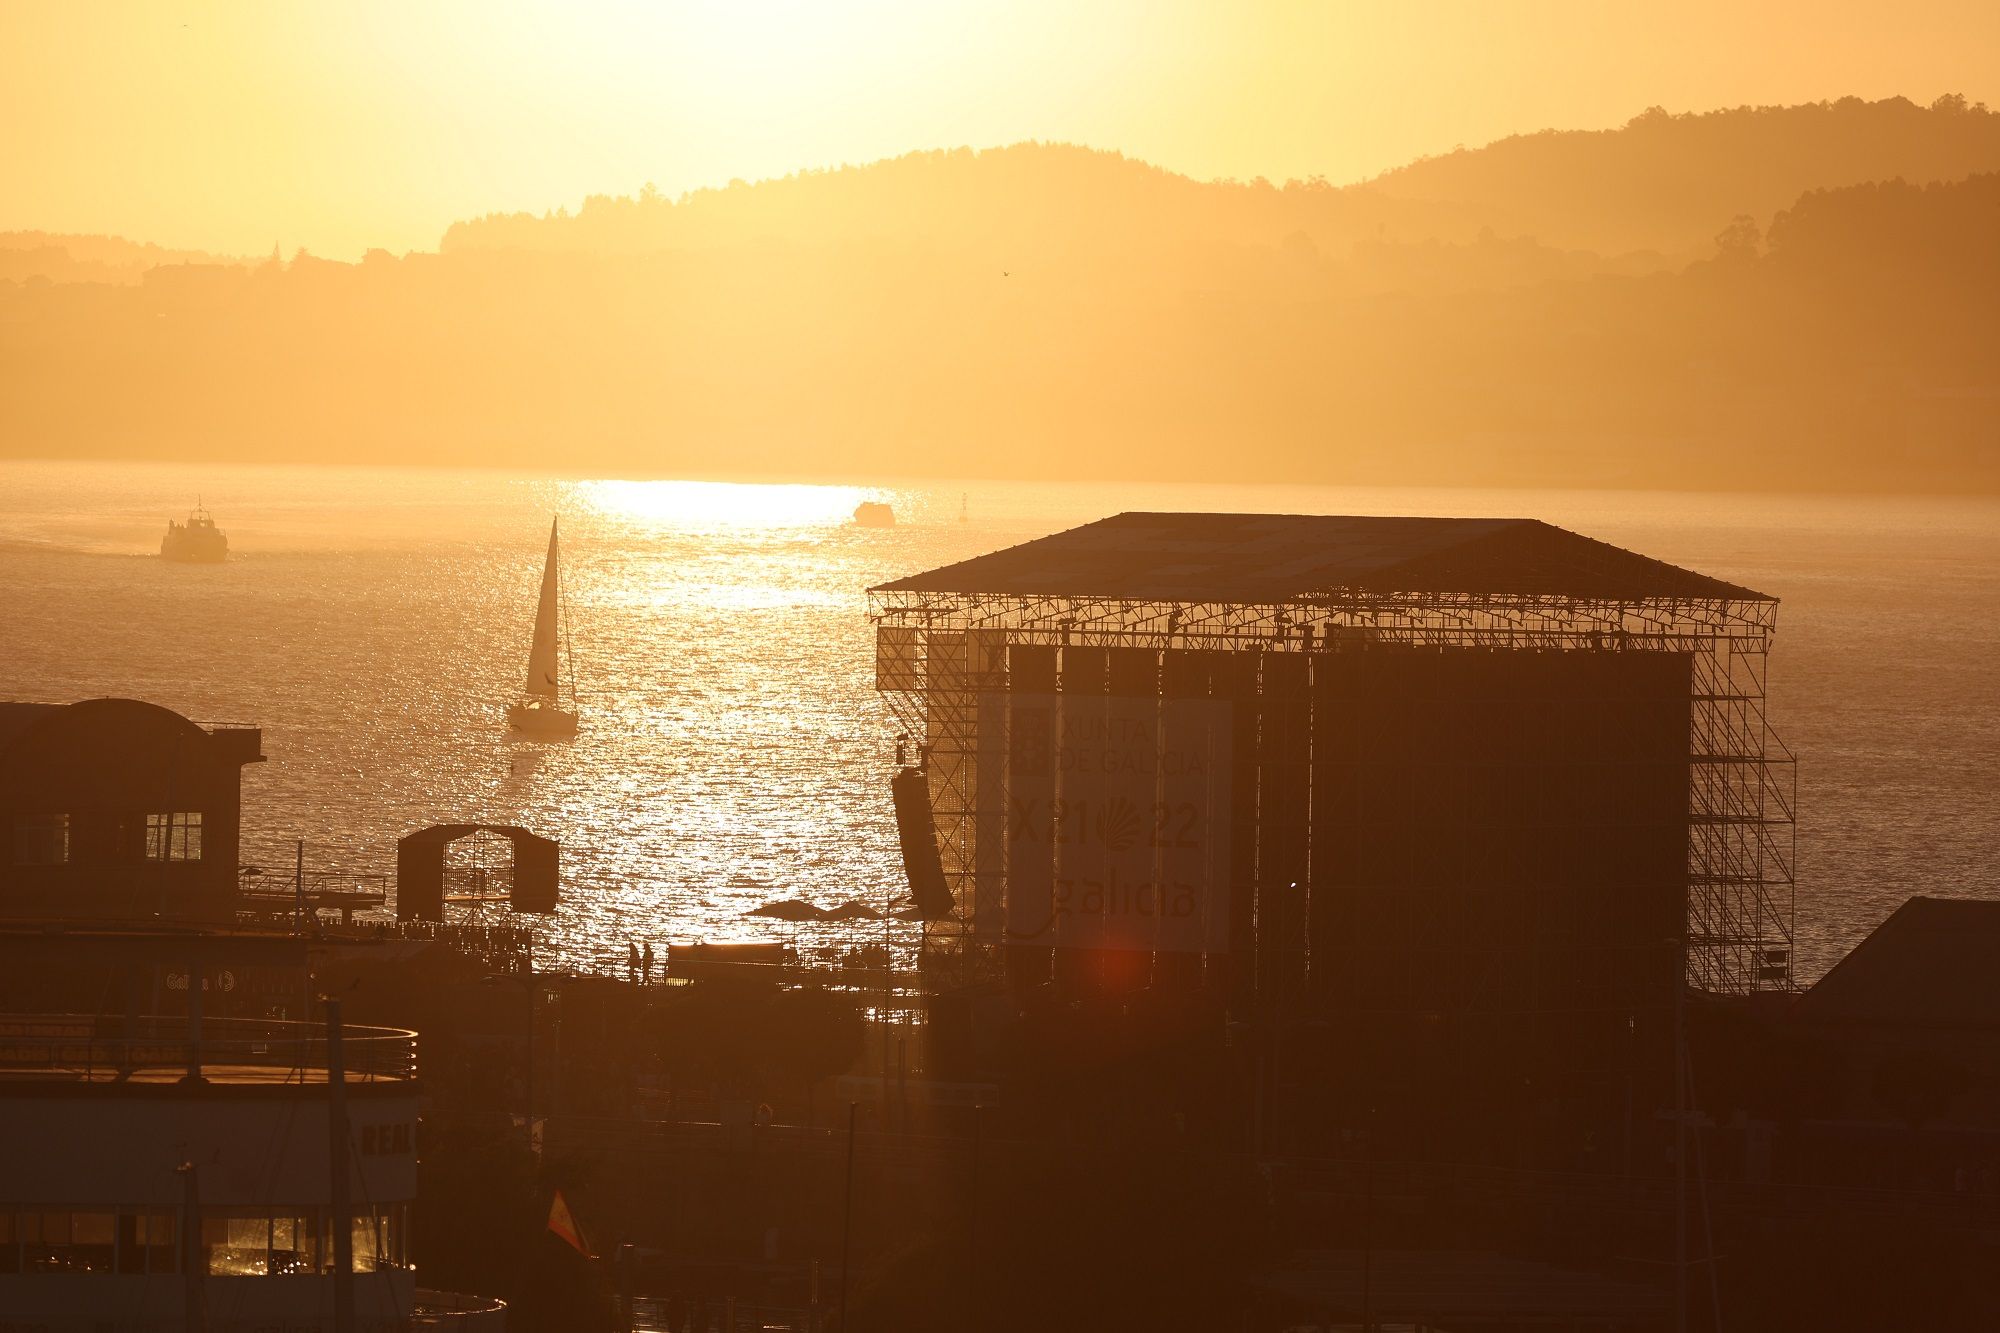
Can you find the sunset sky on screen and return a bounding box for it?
[4,0,1997,258]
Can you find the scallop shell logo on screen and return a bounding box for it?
[1094,797,1142,853]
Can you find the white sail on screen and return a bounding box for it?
[524,518,563,700]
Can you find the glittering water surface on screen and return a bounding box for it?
[2,460,1996,981]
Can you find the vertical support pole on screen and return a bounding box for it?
[295,839,306,930]
[327,997,355,1333]
[838,1102,857,1333]
[1691,1047,1725,1333]
[882,886,893,1132]
[1674,937,1688,1333]
[969,1104,982,1333]
[183,950,204,1084]
[1624,1011,1637,1181]
[178,1160,205,1332]
[1359,1127,1373,1333]
[524,967,536,1153]
[120,963,141,1081]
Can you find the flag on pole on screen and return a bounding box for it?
[547,1189,591,1257]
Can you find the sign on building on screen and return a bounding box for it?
[982,692,1231,954]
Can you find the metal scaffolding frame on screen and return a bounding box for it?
[868,586,1795,999]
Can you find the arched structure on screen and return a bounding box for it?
[395,824,559,921]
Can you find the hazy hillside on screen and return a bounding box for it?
[1367,94,2000,253]
[3,99,1997,494]
[4,165,1995,493]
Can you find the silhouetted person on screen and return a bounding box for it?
[626,941,640,983]
[641,940,654,984]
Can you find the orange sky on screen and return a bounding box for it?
[4,0,1997,259]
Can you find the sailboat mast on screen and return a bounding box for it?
[560,538,578,708]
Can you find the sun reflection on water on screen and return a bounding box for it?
[578,478,870,530]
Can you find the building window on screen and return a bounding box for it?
[28,1207,256,1277]
[195,1204,406,1275]
[20,1211,69,1271]
[0,1205,409,1277]
[352,1203,408,1271]
[11,814,69,866]
[269,1211,319,1275]
[145,811,203,862]
[117,1212,177,1274]
[17,1210,115,1273]
[70,1211,115,1271]
[202,1213,270,1276]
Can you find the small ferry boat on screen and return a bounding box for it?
[160,503,228,562]
[507,517,579,738]
[853,500,896,528]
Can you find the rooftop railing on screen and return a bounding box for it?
[0,1013,416,1085]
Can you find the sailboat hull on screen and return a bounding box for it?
[507,703,578,738]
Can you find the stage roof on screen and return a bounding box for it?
[873,513,1771,604]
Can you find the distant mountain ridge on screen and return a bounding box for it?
[438,95,2000,262]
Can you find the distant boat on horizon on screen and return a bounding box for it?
[160,502,228,562]
[852,500,896,528]
[507,517,579,738]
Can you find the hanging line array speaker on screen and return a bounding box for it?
[890,766,956,920]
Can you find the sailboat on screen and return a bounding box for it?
[506,517,579,738]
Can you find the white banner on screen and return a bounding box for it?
[989,691,1231,953]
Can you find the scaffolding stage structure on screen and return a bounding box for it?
[868,513,1795,1002]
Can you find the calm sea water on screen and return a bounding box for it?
[2,460,1995,982]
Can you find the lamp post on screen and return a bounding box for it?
[177,1161,204,1332]
[968,1104,982,1332]
[838,1102,858,1331]
[326,997,355,1333]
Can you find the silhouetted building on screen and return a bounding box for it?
[1794,896,2000,1130]
[0,698,263,922]
[871,513,1796,1150]
[0,1011,418,1330]
[0,928,505,1331]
